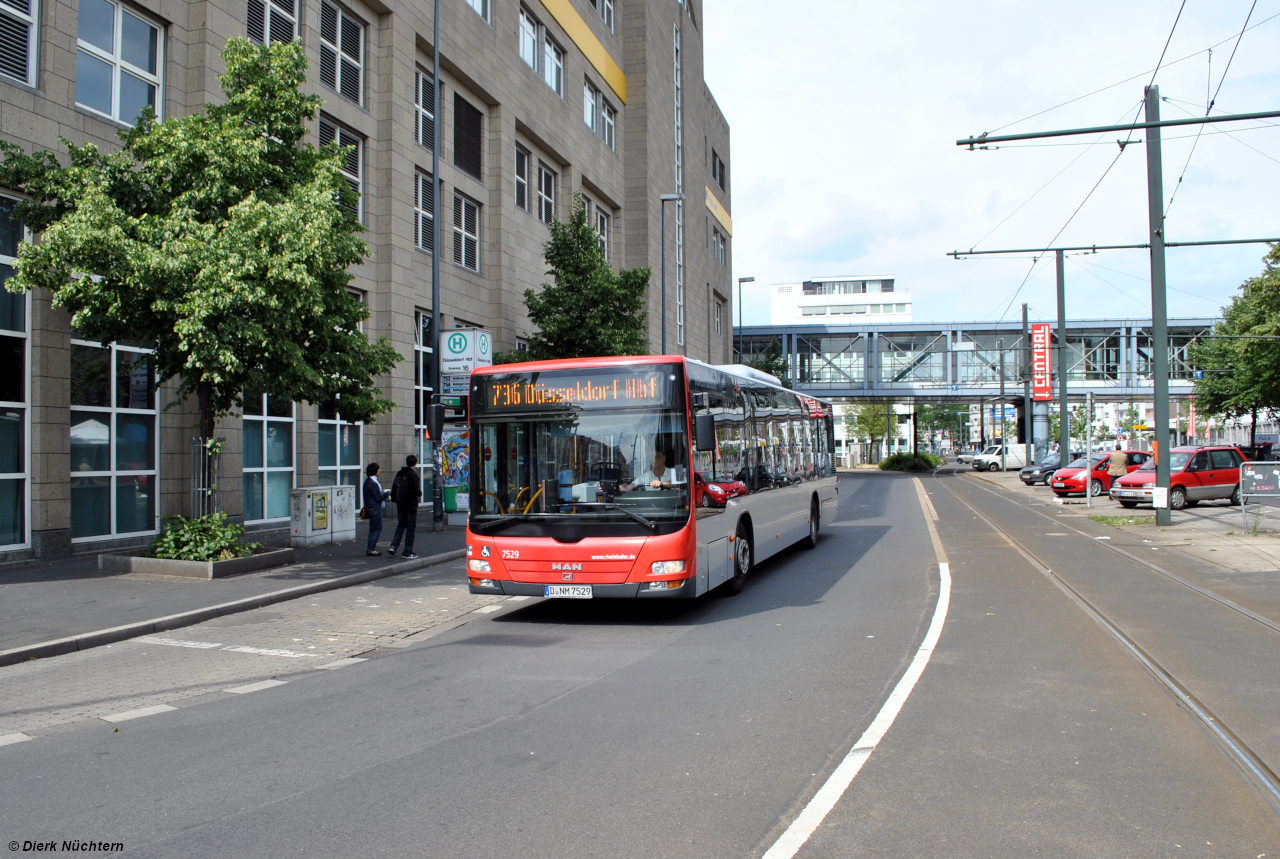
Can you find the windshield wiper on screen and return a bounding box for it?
[570,502,658,531]
[475,514,540,534]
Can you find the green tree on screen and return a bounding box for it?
[744,337,792,388]
[0,39,399,437]
[1189,246,1280,447]
[843,401,893,454]
[503,193,649,362]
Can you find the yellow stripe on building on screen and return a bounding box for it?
[540,0,627,104]
[705,186,732,236]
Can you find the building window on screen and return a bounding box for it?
[713,228,726,266]
[463,0,488,20]
[453,93,483,181]
[70,339,158,539]
[414,170,434,253]
[714,301,722,336]
[0,0,37,86]
[241,393,294,522]
[516,338,529,353]
[519,8,538,70]
[514,146,530,211]
[712,149,726,191]
[453,194,480,271]
[673,24,684,347]
[319,1,362,105]
[588,0,613,32]
[247,0,295,44]
[414,69,435,149]
[519,8,563,97]
[319,117,362,220]
[0,198,28,548]
[537,162,555,225]
[76,0,163,124]
[543,36,564,96]
[595,208,610,260]
[413,311,436,501]
[584,81,615,150]
[317,399,362,488]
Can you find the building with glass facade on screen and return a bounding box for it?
[0,0,733,560]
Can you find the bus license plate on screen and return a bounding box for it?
[544,585,593,599]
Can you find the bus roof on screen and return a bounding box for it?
[471,355,832,414]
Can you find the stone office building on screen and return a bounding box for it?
[0,0,734,559]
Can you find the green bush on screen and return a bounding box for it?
[879,452,944,472]
[147,512,260,562]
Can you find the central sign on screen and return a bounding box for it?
[1031,323,1052,402]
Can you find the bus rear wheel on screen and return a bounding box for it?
[803,498,819,549]
[725,522,752,595]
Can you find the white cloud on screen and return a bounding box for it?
[704,0,1280,325]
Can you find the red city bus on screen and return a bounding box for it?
[465,356,839,599]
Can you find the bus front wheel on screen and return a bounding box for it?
[725,522,752,595]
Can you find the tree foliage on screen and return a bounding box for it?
[501,194,649,363]
[1189,245,1280,444]
[842,401,893,449]
[744,338,791,388]
[0,39,399,436]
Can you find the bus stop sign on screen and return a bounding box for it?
[441,328,493,375]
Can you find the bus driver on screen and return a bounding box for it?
[622,449,675,491]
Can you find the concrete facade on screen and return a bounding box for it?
[0,0,733,559]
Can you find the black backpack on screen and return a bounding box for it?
[390,468,410,504]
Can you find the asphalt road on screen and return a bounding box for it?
[2,470,1278,857]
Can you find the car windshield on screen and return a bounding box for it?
[1137,450,1192,472]
[1066,454,1108,469]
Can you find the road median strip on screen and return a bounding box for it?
[0,548,467,669]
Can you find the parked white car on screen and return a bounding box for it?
[973,444,1028,472]
[957,445,1000,466]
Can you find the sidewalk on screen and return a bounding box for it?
[0,521,467,654]
[964,467,1280,572]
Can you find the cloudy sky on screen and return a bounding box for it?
[702,0,1280,327]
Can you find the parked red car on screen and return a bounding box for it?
[1051,450,1151,498]
[693,471,747,508]
[1109,445,1246,509]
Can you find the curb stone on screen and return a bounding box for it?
[0,549,467,668]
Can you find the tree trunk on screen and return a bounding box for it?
[197,379,216,440]
[1251,404,1258,449]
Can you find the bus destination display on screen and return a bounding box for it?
[475,367,679,413]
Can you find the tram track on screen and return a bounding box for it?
[958,470,1280,635]
[927,467,1280,818]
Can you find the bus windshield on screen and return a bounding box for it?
[471,365,690,537]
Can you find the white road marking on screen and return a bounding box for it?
[224,679,289,695]
[507,596,530,602]
[222,646,314,659]
[762,479,952,859]
[100,704,178,723]
[137,637,223,649]
[474,605,503,614]
[316,657,366,670]
[0,732,34,747]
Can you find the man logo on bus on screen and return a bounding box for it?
[552,563,583,572]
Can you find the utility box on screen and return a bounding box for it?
[331,484,356,543]
[291,486,333,547]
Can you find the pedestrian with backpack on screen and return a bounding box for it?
[388,455,423,559]
[362,463,390,556]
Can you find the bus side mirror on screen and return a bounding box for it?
[695,413,716,452]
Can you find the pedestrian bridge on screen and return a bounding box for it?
[734,317,1215,403]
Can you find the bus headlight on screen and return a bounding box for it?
[651,560,686,575]
[468,559,491,572]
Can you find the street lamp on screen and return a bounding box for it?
[659,193,684,354]
[736,276,754,362]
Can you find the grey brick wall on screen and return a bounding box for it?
[0,0,731,556]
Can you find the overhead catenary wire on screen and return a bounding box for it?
[1166,1,1259,217]
[983,9,1280,136]
[1161,96,1280,169]
[1147,0,1188,89]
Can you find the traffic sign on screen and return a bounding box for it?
[442,374,470,396]
[440,328,493,375]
